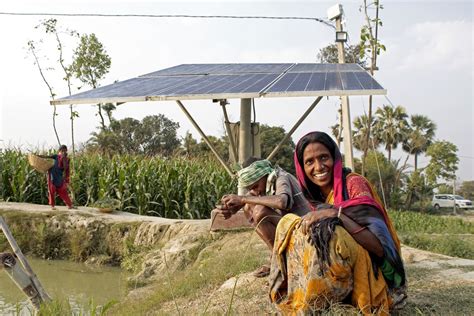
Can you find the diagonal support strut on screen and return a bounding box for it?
[176,100,235,177]
[266,96,323,161]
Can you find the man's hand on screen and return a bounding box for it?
[214,208,234,220]
[221,194,245,212]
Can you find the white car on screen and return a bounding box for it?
[431,194,473,209]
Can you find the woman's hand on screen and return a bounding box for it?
[300,208,338,235]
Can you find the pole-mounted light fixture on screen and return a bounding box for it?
[335,31,348,43]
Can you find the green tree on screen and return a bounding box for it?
[436,183,453,194]
[363,150,398,208]
[360,0,385,170]
[425,141,459,186]
[137,115,181,156]
[27,19,80,151]
[352,114,379,175]
[181,131,198,156]
[88,115,180,156]
[458,181,474,201]
[404,170,433,210]
[194,135,229,161]
[260,124,295,174]
[71,33,112,129]
[402,115,436,171]
[374,105,408,162]
[317,43,367,67]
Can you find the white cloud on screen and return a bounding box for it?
[397,20,473,71]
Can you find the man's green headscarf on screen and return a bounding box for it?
[237,159,274,188]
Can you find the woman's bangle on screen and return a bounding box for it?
[337,206,342,218]
[351,226,367,235]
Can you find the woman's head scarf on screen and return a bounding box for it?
[294,131,345,203]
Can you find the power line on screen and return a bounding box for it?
[0,12,335,29]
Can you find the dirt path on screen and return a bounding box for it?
[0,202,209,225]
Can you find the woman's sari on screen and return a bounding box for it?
[269,131,406,315]
[269,213,391,315]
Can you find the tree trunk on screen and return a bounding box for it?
[52,105,61,146]
[414,153,418,171]
[98,104,106,130]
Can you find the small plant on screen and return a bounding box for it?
[92,197,120,213]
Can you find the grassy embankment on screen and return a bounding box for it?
[111,211,474,315]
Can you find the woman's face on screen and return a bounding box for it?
[302,142,334,194]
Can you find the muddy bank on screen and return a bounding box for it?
[0,202,211,283]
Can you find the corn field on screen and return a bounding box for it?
[0,149,236,219]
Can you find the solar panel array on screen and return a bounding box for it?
[54,63,386,105]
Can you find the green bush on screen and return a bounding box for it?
[400,234,474,259]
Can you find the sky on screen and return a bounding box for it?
[0,0,473,181]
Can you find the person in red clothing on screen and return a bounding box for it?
[41,145,75,210]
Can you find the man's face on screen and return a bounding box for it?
[247,176,267,197]
[59,148,68,155]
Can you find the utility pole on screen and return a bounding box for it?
[453,178,457,215]
[330,4,354,170]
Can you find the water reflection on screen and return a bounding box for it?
[0,257,127,315]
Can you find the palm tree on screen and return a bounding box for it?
[402,115,436,171]
[330,123,343,148]
[352,114,379,175]
[373,105,409,162]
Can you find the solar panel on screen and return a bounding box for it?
[289,63,364,73]
[53,63,386,105]
[142,63,293,76]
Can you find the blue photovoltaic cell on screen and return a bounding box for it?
[159,74,278,96]
[354,71,383,90]
[289,63,364,73]
[55,63,385,104]
[305,73,327,91]
[142,63,293,76]
[59,76,204,100]
[340,72,363,90]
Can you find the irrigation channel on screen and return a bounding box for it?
[0,202,208,313]
[0,257,127,314]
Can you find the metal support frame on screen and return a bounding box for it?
[176,100,235,177]
[239,99,252,165]
[220,100,238,163]
[0,216,51,307]
[266,96,323,161]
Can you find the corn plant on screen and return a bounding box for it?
[1,149,236,219]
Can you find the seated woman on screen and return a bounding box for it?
[269,131,406,315]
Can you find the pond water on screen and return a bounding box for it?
[0,257,128,315]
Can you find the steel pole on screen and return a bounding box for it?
[335,16,354,170]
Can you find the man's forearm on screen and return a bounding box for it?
[241,194,288,211]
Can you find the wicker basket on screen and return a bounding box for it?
[27,154,54,173]
[98,207,114,213]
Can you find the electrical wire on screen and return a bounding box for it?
[359,95,388,210]
[0,12,335,29]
